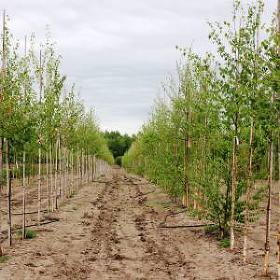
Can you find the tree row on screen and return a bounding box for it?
[123,0,279,275]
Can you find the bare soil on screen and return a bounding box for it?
[0,167,277,279]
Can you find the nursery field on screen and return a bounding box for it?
[0,166,278,280]
[0,159,110,242]
[0,0,279,279]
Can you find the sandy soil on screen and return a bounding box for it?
[0,167,276,279]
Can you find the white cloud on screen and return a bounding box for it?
[1,0,276,135]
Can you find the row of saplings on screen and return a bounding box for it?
[122,0,280,277]
[0,11,114,260]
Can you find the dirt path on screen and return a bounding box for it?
[0,168,267,279]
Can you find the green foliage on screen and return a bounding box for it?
[103,131,135,164]
[115,156,122,166]
[25,229,37,239]
[0,256,9,263]
[0,15,114,175]
[123,0,278,237]
[17,229,37,239]
[219,238,230,248]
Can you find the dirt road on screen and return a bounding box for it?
[0,168,267,279]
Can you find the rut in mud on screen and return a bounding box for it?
[0,167,266,279]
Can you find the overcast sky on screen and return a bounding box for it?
[1,0,276,135]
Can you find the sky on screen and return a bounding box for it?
[1,0,276,135]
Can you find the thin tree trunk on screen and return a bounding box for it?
[64,148,68,198]
[264,140,273,276]
[91,155,94,182]
[64,148,67,198]
[0,140,2,255]
[37,48,43,225]
[0,139,3,193]
[84,153,87,183]
[85,152,87,182]
[65,148,68,197]
[54,139,58,210]
[183,138,190,207]
[276,2,280,278]
[278,136,280,279]
[0,10,6,252]
[83,151,85,184]
[38,146,41,225]
[62,147,65,199]
[278,133,280,182]
[81,151,83,186]
[59,138,62,201]
[49,145,53,211]
[12,152,16,180]
[230,135,238,250]
[6,140,12,246]
[86,154,90,184]
[93,155,96,180]
[85,154,87,183]
[243,120,254,262]
[71,150,74,196]
[88,154,90,183]
[86,153,88,183]
[22,151,26,239]
[46,150,50,212]
[76,153,79,191]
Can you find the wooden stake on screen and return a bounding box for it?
[46,150,50,211]
[49,145,53,211]
[243,120,254,262]
[71,150,74,195]
[91,155,94,182]
[65,148,68,198]
[22,151,26,239]
[80,151,84,186]
[6,140,12,246]
[59,137,62,201]
[0,9,7,256]
[37,49,43,226]
[230,135,238,250]
[76,152,79,191]
[38,145,41,225]
[264,141,273,276]
[276,1,280,278]
[54,138,58,209]
[183,138,190,208]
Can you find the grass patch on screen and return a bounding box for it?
[219,238,230,248]
[204,225,230,249]
[25,229,37,239]
[189,209,203,218]
[0,255,9,263]
[17,229,37,239]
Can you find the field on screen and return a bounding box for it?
[0,166,277,279]
[0,0,279,279]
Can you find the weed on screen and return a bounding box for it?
[219,238,230,248]
[17,229,37,239]
[0,256,9,263]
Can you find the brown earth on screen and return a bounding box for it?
[0,167,277,279]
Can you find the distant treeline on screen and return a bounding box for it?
[103,131,135,165]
